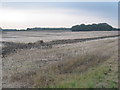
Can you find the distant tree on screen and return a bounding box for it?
[71,23,114,31]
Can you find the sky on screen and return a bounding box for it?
[0,2,118,29]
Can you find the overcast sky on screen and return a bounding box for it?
[0,2,118,29]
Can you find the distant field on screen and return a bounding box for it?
[2,31,118,43]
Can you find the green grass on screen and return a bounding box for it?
[49,64,109,88]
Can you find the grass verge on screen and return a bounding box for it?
[32,51,118,88]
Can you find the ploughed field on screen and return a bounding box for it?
[1,31,119,88]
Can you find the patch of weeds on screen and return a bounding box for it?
[108,80,118,88]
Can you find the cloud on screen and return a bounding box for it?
[0,2,118,29]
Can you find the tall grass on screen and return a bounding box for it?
[31,51,117,88]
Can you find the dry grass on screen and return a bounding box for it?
[31,38,118,88]
[32,50,117,88]
[2,37,118,88]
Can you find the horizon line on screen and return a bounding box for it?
[0,23,118,29]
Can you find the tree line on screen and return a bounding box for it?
[71,23,118,31]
